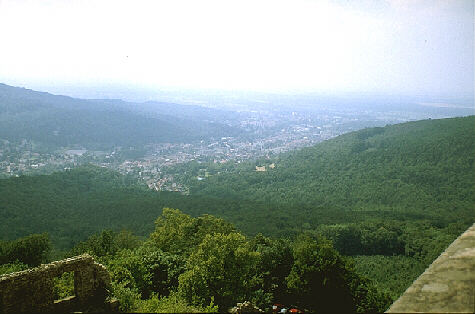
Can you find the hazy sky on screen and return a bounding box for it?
[0,0,473,96]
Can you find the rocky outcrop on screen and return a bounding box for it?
[0,254,118,313]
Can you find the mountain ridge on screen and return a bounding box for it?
[190,116,475,214]
[0,83,243,148]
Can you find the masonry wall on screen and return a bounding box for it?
[0,254,117,313]
[386,223,475,313]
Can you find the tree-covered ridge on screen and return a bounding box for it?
[0,165,420,251]
[0,165,164,249]
[190,116,474,219]
[0,83,242,148]
[179,115,474,299]
[1,116,473,251]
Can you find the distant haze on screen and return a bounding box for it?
[0,0,473,98]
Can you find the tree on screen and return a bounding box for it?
[1,233,50,266]
[149,208,235,256]
[249,234,294,308]
[286,234,355,312]
[178,232,260,311]
[107,244,185,299]
[286,233,390,313]
[70,229,141,258]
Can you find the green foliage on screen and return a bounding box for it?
[1,117,473,312]
[3,116,473,252]
[0,210,395,313]
[286,234,353,312]
[0,165,163,250]
[0,261,28,275]
[0,233,50,266]
[178,232,260,311]
[53,271,75,300]
[353,255,426,300]
[189,116,474,233]
[100,210,243,311]
[150,208,236,256]
[401,222,455,263]
[316,222,405,256]
[107,245,185,299]
[315,220,465,300]
[110,281,142,312]
[286,234,391,313]
[137,291,218,313]
[70,229,142,258]
[348,273,392,314]
[249,234,294,307]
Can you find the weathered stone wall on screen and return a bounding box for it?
[386,223,475,313]
[0,254,118,313]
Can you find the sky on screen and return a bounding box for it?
[0,0,473,97]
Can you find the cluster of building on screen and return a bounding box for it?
[0,109,403,190]
[0,140,85,178]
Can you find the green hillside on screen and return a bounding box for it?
[0,166,167,248]
[0,83,241,148]
[190,116,475,223]
[1,116,473,248]
[0,116,473,301]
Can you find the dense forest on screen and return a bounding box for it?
[1,116,474,312]
[189,116,474,214]
[183,115,475,299]
[0,211,391,312]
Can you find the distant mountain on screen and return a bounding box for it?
[0,83,243,148]
[88,98,244,125]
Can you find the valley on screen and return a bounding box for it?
[0,84,474,313]
[1,1,472,312]
[1,84,472,194]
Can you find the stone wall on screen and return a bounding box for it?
[386,223,475,313]
[0,254,118,313]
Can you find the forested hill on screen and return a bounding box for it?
[0,83,242,148]
[0,166,170,249]
[1,116,473,250]
[1,116,474,303]
[191,116,475,220]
